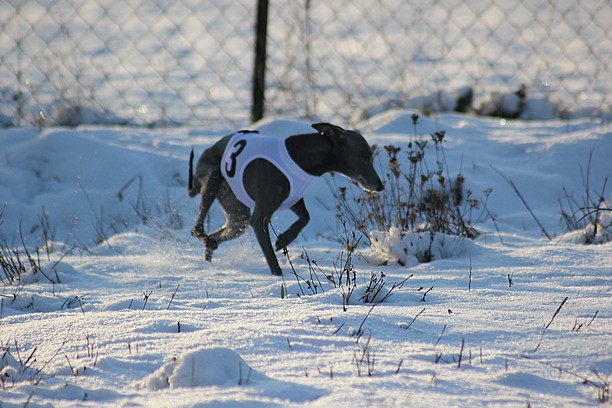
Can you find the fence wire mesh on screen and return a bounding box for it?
[1,0,254,127]
[1,0,610,128]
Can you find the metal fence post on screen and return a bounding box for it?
[251,0,269,123]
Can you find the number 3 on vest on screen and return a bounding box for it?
[224,140,247,178]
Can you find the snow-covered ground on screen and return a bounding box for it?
[1,112,611,407]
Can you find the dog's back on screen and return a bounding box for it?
[188,135,232,197]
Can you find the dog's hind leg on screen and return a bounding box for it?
[274,199,310,251]
[191,174,223,245]
[206,185,250,254]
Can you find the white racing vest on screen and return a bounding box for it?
[220,131,316,211]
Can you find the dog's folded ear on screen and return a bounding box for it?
[312,123,344,138]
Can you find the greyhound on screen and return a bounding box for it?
[188,123,384,276]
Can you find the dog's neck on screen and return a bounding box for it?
[285,133,336,176]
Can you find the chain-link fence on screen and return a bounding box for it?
[1,0,610,128]
[0,0,254,127]
[267,0,612,123]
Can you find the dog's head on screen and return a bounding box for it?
[312,123,384,193]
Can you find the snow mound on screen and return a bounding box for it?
[360,109,441,135]
[0,346,22,384]
[556,207,612,245]
[557,222,612,245]
[142,348,266,389]
[142,348,324,402]
[497,372,577,397]
[6,292,84,313]
[21,260,79,285]
[364,227,474,266]
[253,118,317,136]
[0,128,183,248]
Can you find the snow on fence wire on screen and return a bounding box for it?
[1,0,610,128]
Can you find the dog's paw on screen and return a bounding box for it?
[274,235,289,251]
[205,247,214,262]
[274,239,285,252]
[204,237,218,262]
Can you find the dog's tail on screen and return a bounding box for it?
[187,148,200,197]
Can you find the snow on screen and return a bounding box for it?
[140,347,323,404]
[1,113,611,407]
[366,228,476,266]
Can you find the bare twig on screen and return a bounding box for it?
[521,354,609,393]
[404,308,425,330]
[534,296,569,352]
[468,255,472,291]
[458,338,465,368]
[434,324,447,348]
[167,284,180,310]
[586,310,599,327]
[34,339,68,377]
[545,296,568,329]
[395,359,403,374]
[491,165,551,240]
[481,194,504,245]
[419,286,434,302]
[355,304,376,342]
[142,291,153,310]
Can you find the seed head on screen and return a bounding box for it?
[432,130,446,143]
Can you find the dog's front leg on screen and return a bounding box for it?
[275,199,310,251]
[250,210,282,276]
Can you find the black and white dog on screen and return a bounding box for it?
[188,123,383,275]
